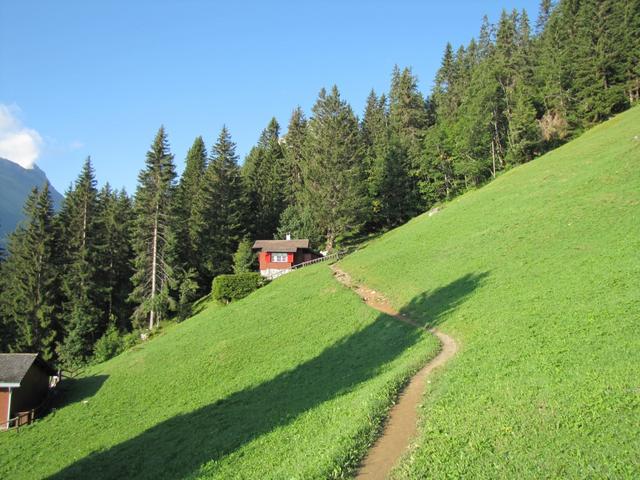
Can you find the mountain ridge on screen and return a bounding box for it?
[0,157,64,244]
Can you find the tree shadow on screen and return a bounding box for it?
[52,374,109,409]
[398,272,490,329]
[190,293,214,316]
[48,272,487,480]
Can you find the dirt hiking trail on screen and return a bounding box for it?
[331,265,458,480]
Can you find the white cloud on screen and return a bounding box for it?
[0,104,43,169]
[69,140,84,150]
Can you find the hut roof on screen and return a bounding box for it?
[0,353,56,386]
[252,239,311,253]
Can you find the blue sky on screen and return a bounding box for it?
[0,0,539,194]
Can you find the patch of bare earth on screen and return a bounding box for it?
[331,265,457,480]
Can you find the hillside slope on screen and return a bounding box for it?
[1,107,637,479]
[339,106,640,478]
[0,267,438,479]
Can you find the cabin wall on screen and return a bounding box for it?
[258,251,293,271]
[0,388,10,430]
[257,248,322,278]
[10,364,49,416]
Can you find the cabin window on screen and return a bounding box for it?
[271,252,288,263]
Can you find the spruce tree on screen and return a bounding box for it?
[129,126,177,330]
[621,0,640,103]
[426,45,462,199]
[176,268,198,321]
[0,185,59,360]
[276,203,324,245]
[282,107,308,203]
[433,43,458,117]
[361,90,411,229]
[496,9,539,164]
[535,1,574,140]
[361,89,388,228]
[300,86,365,250]
[97,185,134,331]
[572,0,628,124]
[388,66,429,213]
[57,158,104,365]
[232,238,256,274]
[191,126,247,286]
[242,118,287,239]
[172,136,207,288]
[478,14,495,58]
[275,108,313,242]
[535,0,553,34]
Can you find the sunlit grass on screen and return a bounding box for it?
[0,266,438,479]
[339,106,640,478]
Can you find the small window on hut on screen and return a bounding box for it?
[272,252,288,263]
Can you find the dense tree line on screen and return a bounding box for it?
[0,0,637,366]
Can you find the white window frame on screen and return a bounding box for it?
[271,252,288,263]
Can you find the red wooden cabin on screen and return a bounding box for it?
[252,237,321,279]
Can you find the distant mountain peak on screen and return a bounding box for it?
[0,157,64,244]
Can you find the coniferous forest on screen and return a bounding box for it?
[1,0,638,367]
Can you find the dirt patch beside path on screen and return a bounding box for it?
[331,265,458,480]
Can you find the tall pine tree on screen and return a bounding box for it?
[172,136,207,290]
[191,126,247,286]
[97,184,134,331]
[57,158,104,365]
[572,0,628,124]
[282,107,308,203]
[242,118,287,239]
[621,0,640,103]
[300,86,365,249]
[361,90,412,229]
[0,184,59,360]
[389,66,429,213]
[130,126,177,330]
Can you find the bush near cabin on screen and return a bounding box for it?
[212,273,266,304]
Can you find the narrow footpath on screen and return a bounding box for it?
[331,265,458,480]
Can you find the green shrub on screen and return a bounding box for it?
[212,273,266,304]
[93,326,125,363]
[122,330,141,349]
[232,238,257,273]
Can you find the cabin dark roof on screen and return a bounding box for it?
[0,353,55,386]
[252,239,311,253]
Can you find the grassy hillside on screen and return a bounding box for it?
[0,266,438,479]
[2,107,637,479]
[339,106,640,478]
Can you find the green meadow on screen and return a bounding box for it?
[1,106,638,479]
[0,266,438,479]
[339,106,640,478]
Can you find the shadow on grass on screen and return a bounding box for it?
[338,230,385,250]
[52,375,109,409]
[399,272,490,329]
[190,293,214,316]
[48,272,486,480]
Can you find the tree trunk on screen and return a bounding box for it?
[492,117,504,168]
[491,140,497,178]
[326,229,335,252]
[149,205,159,330]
